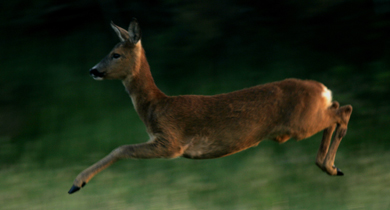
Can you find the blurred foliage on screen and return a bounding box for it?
[1,0,390,209]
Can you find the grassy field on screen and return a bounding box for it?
[1,125,390,209]
[1,21,390,209]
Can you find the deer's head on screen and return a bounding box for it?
[89,19,142,81]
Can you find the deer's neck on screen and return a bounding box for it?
[122,51,166,123]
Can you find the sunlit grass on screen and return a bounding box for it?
[1,134,390,210]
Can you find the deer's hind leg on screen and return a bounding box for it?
[316,102,339,171]
[316,103,353,176]
[316,124,336,170]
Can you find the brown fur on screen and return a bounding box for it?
[68,19,353,193]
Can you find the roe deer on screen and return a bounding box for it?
[68,18,353,194]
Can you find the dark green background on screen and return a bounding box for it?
[1,0,390,209]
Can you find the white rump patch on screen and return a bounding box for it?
[321,85,332,108]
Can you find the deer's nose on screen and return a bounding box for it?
[89,68,106,80]
[89,68,98,75]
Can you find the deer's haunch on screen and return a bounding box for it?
[68,18,352,194]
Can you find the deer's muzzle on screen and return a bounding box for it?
[89,68,106,80]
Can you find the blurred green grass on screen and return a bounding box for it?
[1,136,390,209]
[1,11,390,210]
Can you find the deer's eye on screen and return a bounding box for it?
[112,53,121,59]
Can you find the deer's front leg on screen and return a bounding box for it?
[68,139,183,194]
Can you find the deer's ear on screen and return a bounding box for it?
[128,18,141,44]
[111,21,129,42]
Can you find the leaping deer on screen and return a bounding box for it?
[68,19,352,194]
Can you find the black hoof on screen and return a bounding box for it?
[68,185,80,194]
[336,168,344,176]
[68,182,86,194]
